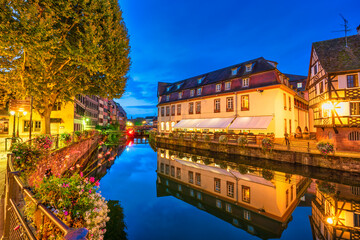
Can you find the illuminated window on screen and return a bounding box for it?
[244,210,251,220]
[196,102,201,114]
[350,102,360,115]
[165,122,170,131]
[190,89,195,97]
[216,84,221,92]
[171,122,175,131]
[245,64,252,72]
[297,82,302,88]
[241,95,249,111]
[189,102,194,114]
[242,78,249,87]
[214,99,220,113]
[197,88,202,95]
[347,74,358,88]
[177,104,181,115]
[195,173,201,186]
[225,81,231,90]
[214,178,221,192]
[242,186,250,203]
[227,182,234,197]
[226,97,234,112]
[188,171,194,183]
[160,122,164,131]
[176,167,181,179]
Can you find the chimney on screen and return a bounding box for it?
[357,25,360,35]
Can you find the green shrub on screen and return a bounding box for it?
[237,136,248,147]
[219,135,228,144]
[191,155,198,162]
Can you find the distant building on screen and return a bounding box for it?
[306,31,360,151]
[157,57,309,138]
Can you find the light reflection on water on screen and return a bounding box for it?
[99,142,360,240]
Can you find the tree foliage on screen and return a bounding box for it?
[0,0,130,133]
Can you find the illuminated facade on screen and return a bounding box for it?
[156,148,311,238]
[157,57,309,138]
[310,181,360,239]
[306,33,360,151]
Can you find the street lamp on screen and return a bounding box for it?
[10,111,16,140]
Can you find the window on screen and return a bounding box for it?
[197,88,202,95]
[160,122,164,131]
[291,185,294,201]
[166,95,170,101]
[216,199,222,208]
[319,81,324,94]
[297,82,302,88]
[313,63,318,75]
[176,167,181,179]
[242,78,249,87]
[190,89,195,97]
[351,186,360,195]
[166,86,171,92]
[242,186,250,203]
[286,189,289,208]
[165,122,170,131]
[350,102,360,115]
[226,97,234,112]
[214,99,220,113]
[349,131,360,141]
[53,102,61,111]
[245,64,252,72]
[178,92,183,99]
[171,105,175,116]
[347,74,359,88]
[225,81,231,90]
[216,84,221,92]
[227,182,234,197]
[161,107,164,117]
[171,166,175,177]
[214,178,221,192]
[196,192,202,200]
[190,189,194,197]
[196,102,201,114]
[289,119,292,134]
[165,164,169,175]
[225,203,232,213]
[177,83,182,89]
[188,171,194,183]
[241,95,249,111]
[195,173,201,186]
[160,163,164,173]
[178,185,182,192]
[166,106,170,116]
[198,77,204,84]
[244,210,251,220]
[284,118,287,134]
[284,93,287,110]
[189,103,194,114]
[231,67,238,75]
[288,96,291,111]
[177,104,181,115]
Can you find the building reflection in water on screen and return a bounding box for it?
[310,181,360,240]
[156,148,311,239]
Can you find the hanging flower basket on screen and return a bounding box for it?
[237,136,248,148]
[261,137,274,152]
[317,142,334,156]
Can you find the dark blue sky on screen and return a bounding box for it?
[115,0,359,118]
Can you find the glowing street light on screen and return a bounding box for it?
[326,217,334,225]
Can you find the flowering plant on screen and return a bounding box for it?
[317,141,334,156]
[219,135,228,144]
[191,133,198,142]
[34,135,53,150]
[261,137,273,152]
[60,133,72,145]
[237,136,248,148]
[74,131,83,141]
[11,142,42,172]
[262,169,275,181]
[28,173,109,239]
[204,134,210,142]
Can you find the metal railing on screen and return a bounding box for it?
[2,153,88,240]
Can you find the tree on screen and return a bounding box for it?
[0,0,130,134]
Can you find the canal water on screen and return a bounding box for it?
[99,142,360,240]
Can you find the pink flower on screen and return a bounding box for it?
[80,172,83,177]
[94,181,100,187]
[89,190,92,193]
[89,177,95,183]
[64,211,68,216]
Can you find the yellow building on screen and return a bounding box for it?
[157,148,311,238]
[157,57,309,138]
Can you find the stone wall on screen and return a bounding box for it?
[156,136,360,173]
[29,136,100,187]
[316,127,360,152]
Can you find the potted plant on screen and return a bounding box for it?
[317,141,334,156]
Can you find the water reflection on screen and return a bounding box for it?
[156,148,312,239]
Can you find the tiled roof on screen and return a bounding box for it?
[285,73,307,82]
[313,34,360,73]
[158,57,276,96]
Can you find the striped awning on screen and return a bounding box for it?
[228,116,273,130]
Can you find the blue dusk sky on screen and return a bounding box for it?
[114,0,359,118]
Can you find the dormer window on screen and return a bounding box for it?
[198,76,205,84]
[225,81,231,90]
[297,82,302,88]
[245,63,253,72]
[166,86,171,92]
[216,84,221,92]
[190,89,195,97]
[242,78,249,87]
[177,83,182,90]
[178,91,183,99]
[197,88,202,95]
[231,67,238,76]
[166,95,170,101]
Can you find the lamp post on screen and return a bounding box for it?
[10,111,16,142]
[16,110,27,138]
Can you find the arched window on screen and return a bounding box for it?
[349,131,360,141]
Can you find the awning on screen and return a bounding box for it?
[228,116,273,130]
[173,117,234,129]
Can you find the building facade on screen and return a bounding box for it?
[306,32,360,151]
[157,57,309,138]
